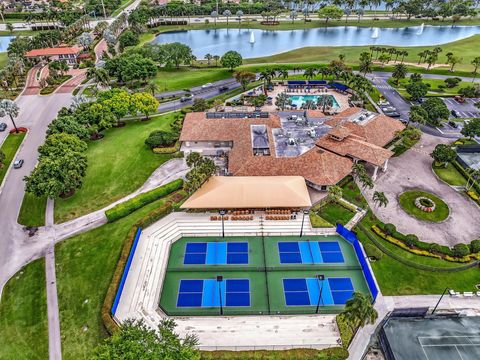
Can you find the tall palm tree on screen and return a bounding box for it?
[342,292,378,333]
[290,10,298,24]
[205,53,213,66]
[145,82,159,96]
[303,67,316,80]
[278,69,289,80]
[213,55,220,66]
[236,10,243,27]
[223,10,232,26]
[211,11,218,27]
[259,70,273,89]
[0,99,20,133]
[372,191,388,207]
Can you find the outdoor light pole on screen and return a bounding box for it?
[315,274,325,314]
[300,209,309,237]
[219,210,226,238]
[217,275,224,315]
[432,287,450,315]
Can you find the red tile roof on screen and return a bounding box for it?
[25,46,82,58]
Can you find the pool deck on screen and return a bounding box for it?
[264,86,350,113]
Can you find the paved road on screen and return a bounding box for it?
[0,92,74,297]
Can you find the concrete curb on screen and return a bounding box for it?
[0,130,30,196]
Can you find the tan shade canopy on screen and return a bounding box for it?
[181,176,312,209]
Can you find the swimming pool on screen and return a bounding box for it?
[288,95,339,109]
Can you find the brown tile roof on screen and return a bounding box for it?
[328,126,351,140]
[316,135,393,167]
[180,112,352,185]
[25,46,82,58]
[325,107,405,147]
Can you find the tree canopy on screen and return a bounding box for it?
[220,51,243,70]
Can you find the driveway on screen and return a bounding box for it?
[363,133,480,246]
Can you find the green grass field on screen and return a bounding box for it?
[0,259,48,360]
[151,68,232,92]
[391,77,474,98]
[17,193,47,227]
[398,190,450,222]
[317,202,355,226]
[53,113,178,223]
[433,163,468,186]
[55,197,173,360]
[0,132,26,185]
[160,235,369,316]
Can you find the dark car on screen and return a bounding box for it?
[218,86,229,92]
[0,123,6,131]
[448,121,459,129]
[451,109,459,118]
[13,159,24,169]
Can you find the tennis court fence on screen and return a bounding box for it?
[166,265,363,272]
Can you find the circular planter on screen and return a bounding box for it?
[398,190,449,223]
[415,197,436,212]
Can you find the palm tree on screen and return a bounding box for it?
[392,63,407,84]
[213,55,220,67]
[278,69,289,80]
[303,67,316,80]
[145,82,159,96]
[447,55,462,72]
[259,70,273,89]
[211,11,218,27]
[399,50,409,64]
[342,292,378,333]
[290,10,298,24]
[223,10,232,26]
[0,99,20,133]
[275,92,292,110]
[471,57,480,82]
[372,191,388,207]
[205,53,213,66]
[236,10,243,27]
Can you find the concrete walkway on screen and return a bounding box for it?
[363,133,480,246]
[45,245,61,360]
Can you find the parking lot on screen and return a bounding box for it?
[443,97,480,119]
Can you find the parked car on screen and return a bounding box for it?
[448,121,459,128]
[451,109,459,118]
[0,123,6,132]
[201,83,213,88]
[454,95,466,103]
[13,159,24,169]
[180,94,194,102]
[218,86,229,92]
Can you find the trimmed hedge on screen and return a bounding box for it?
[372,225,480,263]
[152,141,181,154]
[363,242,383,260]
[102,201,175,334]
[105,179,183,222]
[200,347,348,360]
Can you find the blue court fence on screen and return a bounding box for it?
[111,227,142,316]
[336,224,379,302]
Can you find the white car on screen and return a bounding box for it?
[201,83,213,89]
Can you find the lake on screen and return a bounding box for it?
[153,26,480,58]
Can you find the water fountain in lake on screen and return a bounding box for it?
[249,31,255,44]
[417,23,425,35]
[371,27,379,39]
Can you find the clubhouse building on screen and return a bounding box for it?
[179,107,405,190]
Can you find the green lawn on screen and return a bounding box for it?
[17,193,47,227]
[54,114,178,223]
[398,190,450,222]
[356,214,480,295]
[0,259,48,360]
[309,211,333,228]
[0,132,26,185]
[317,202,355,226]
[0,52,8,69]
[244,35,480,74]
[151,68,232,92]
[432,163,467,186]
[55,197,172,360]
[391,77,473,98]
[338,176,368,208]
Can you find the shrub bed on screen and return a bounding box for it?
[152,141,181,154]
[372,225,480,263]
[105,179,183,222]
[200,347,348,360]
[101,201,175,334]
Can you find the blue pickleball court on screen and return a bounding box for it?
[282,277,354,306]
[278,241,345,264]
[176,279,251,308]
[183,242,249,265]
